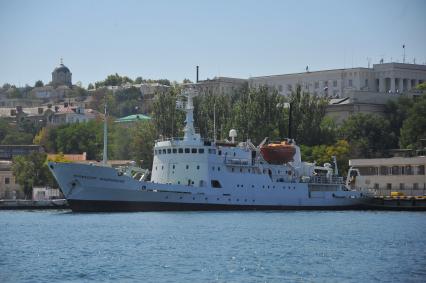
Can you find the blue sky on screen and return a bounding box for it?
[0,0,425,87]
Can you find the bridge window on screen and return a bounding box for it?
[211,180,222,188]
[185,148,190,153]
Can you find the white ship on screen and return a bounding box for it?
[49,88,370,212]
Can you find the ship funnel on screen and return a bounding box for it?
[229,129,237,143]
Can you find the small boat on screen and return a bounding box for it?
[260,141,296,164]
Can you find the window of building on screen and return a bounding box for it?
[178,148,183,153]
[199,148,204,154]
[391,166,400,175]
[386,183,392,190]
[197,165,200,170]
[186,165,189,169]
[374,183,379,190]
[380,166,388,175]
[191,148,197,154]
[333,80,337,87]
[172,148,177,154]
[365,79,368,87]
[162,149,166,154]
[315,82,319,89]
[349,79,353,87]
[418,165,425,175]
[211,180,222,188]
[167,149,171,154]
[413,183,419,190]
[185,148,190,153]
[400,183,404,190]
[158,150,161,155]
[5,177,10,184]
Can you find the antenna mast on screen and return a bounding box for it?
[402,44,406,63]
[213,102,216,142]
[102,102,108,165]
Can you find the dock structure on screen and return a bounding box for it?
[0,199,68,210]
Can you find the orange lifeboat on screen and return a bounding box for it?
[260,141,296,164]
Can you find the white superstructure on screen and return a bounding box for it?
[49,87,369,212]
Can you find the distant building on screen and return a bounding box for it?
[0,145,44,160]
[30,59,74,99]
[195,77,247,96]
[249,62,426,98]
[115,114,151,124]
[0,103,100,126]
[0,160,20,199]
[348,153,426,196]
[32,187,61,201]
[47,152,87,162]
[51,59,72,87]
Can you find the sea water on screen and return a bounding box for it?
[1,210,425,282]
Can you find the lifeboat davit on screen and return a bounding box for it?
[260,141,296,164]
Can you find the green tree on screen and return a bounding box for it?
[416,82,426,91]
[12,152,51,199]
[289,86,329,145]
[134,77,143,84]
[128,121,157,168]
[87,83,95,90]
[384,96,414,140]
[152,87,184,138]
[34,80,44,87]
[339,113,397,157]
[400,94,426,148]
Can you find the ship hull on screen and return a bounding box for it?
[68,199,366,212]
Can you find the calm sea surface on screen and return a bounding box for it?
[1,210,425,283]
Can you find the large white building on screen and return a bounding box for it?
[348,154,426,196]
[249,62,426,98]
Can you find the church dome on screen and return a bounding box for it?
[51,59,72,87]
[54,64,70,73]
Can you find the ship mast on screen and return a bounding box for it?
[102,102,108,165]
[182,88,199,141]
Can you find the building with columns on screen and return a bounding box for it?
[249,62,426,98]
